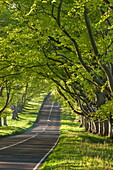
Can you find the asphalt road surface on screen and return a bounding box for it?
[0,96,61,170]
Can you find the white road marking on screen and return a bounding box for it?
[0,102,54,151]
[33,103,60,170]
[0,102,61,170]
[33,134,60,170]
[0,134,37,151]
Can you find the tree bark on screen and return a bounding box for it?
[91,120,98,134]
[12,105,18,120]
[0,117,2,126]
[102,120,109,136]
[84,117,89,131]
[79,115,84,127]
[88,121,92,133]
[108,118,113,139]
[3,117,7,126]
[98,121,105,136]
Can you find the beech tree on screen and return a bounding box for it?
[1,0,113,137]
[0,4,49,124]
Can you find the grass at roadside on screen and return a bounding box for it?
[40,110,113,170]
[0,94,46,138]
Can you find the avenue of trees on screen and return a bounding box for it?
[1,0,113,138]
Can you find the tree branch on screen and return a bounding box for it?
[84,7,99,56]
[57,0,63,26]
[57,87,82,115]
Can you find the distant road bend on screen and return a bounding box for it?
[0,95,61,170]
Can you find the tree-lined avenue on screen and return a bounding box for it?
[0,96,61,170]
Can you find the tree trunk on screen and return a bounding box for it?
[91,120,98,134]
[94,121,99,134]
[79,116,110,137]
[3,117,7,126]
[84,117,89,131]
[12,111,17,120]
[103,120,109,136]
[108,118,113,139]
[17,104,23,113]
[79,115,84,127]
[88,121,92,132]
[98,121,101,135]
[12,105,18,120]
[0,117,2,126]
[98,121,104,136]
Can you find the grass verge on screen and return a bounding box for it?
[0,94,46,138]
[40,110,113,170]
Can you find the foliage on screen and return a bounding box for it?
[0,0,113,122]
[93,98,113,120]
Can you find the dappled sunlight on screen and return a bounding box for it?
[79,133,107,144]
[40,111,113,170]
[0,161,36,170]
[0,96,46,138]
[0,96,61,170]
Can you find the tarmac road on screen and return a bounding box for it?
[0,96,61,170]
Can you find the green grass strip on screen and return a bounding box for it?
[40,110,113,170]
[0,94,46,138]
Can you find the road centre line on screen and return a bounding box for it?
[33,102,60,170]
[0,102,54,151]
